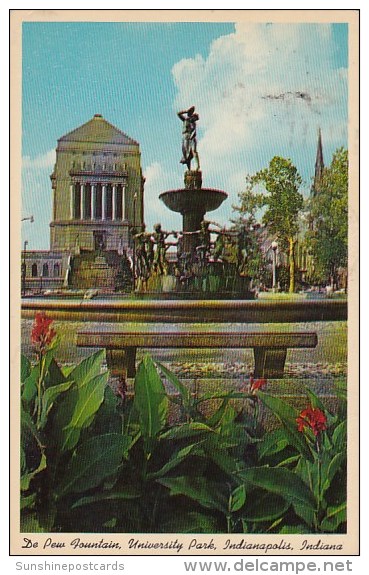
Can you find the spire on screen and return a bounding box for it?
[312,128,324,196]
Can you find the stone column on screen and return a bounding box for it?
[112,185,117,220]
[80,184,85,220]
[91,184,96,220]
[102,185,107,221]
[70,184,74,219]
[122,185,126,220]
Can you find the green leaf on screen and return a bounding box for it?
[133,355,168,456]
[72,487,141,508]
[159,422,215,441]
[320,503,346,532]
[43,357,68,389]
[20,493,36,511]
[68,349,105,388]
[279,525,311,534]
[241,492,290,523]
[21,354,31,383]
[258,429,289,460]
[257,391,314,462]
[158,476,228,513]
[20,513,45,533]
[321,452,346,496]
[39,379,74,429]
[21,453,47,492]
[21,365,40,404]
[149,442,204,480]
[236,466,316,509]
[160,511,218,534]
[53,371,108,453]
[155,360,191,406]
[332,420,347,451]
[230,484,246,513]
[55,433,131,499]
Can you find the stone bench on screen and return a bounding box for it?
[76,327,318,380]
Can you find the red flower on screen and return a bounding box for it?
[31,312,56,353]
[249,376,267,394]
[296,406,327,436]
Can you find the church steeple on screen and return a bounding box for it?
[312,128,324,196]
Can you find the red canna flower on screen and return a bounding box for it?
[296,405,327,436]
[249,376,267,394]
[31,312,57,354]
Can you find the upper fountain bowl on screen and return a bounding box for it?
[159,187,228,215]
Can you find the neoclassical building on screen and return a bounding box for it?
[22,114,144,292]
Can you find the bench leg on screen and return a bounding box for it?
[105,347,137,381]
[253,348,287,379]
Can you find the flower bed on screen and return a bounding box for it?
[21,313,347,534]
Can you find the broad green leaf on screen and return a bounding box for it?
[241,492,290,523]
[134,355,168,456]
[230,484,246,513]
[20,493,36,511]
[21,405,44,454]
[68,349,105,388]
[279,525,311,534]
[43,357,68,389]
[91,385,122,435]
[149,442,204,480]
[258,429,289,460]
[293,502,316,528]
[203,440,240,476]
[320,503,347,532]
[39,380,74,429]
[55,433,131,499]
[158,476,228,513]
[21,453,47,492]
[72,488,141,508]
[160,511,218,534]
[21,365,40,404]
[332,420,347,451]
[321,452,346,496]
[159,422,215,441]
[155,360,191,406]
[53,371,108,453]
[20,512,45,533]
[21,352,55,404]
[21,354,31,383]
[257,391,314,462]
[236,466,316,509]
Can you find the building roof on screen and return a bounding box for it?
[58,114,139,146]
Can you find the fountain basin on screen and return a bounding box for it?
[159,188,227,216]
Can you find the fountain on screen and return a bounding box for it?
[133,106,254,298]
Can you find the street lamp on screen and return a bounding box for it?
[22,240,28,297]
[271,240,278,293]
[132,193,137,291]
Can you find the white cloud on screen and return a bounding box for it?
[23,149,56,170]
[171,23,348,222]
[143,161,182,232]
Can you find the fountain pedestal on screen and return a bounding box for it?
[159,170,227,253]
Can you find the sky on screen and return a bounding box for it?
[21,20,348,249]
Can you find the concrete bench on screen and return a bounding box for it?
[76,327,318,380]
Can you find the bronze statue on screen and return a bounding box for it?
[151,223,171,275]
[177,106,200,171]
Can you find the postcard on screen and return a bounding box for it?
[10,9,359,557]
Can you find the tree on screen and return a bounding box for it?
[235,157,304,292]
[306,148,348,288]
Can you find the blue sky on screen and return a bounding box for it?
[21,21,348,249]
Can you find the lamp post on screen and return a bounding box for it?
[22,240,28,297]
[271,240,278,293]
[132,193,137,291]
